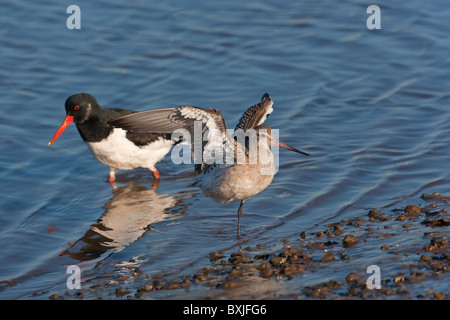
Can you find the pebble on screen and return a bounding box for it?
[115,287,127,297]
[430,237,447,248]
[307,242,325,250]
[404,205,421,216]
[229,251,251,264]
[269,256,287,267]
[320,252,335,262]
[345,272,359,284]
[210,251,225,262]
[222,281,243,289]
[333,225,344,235]
[368,209,382,219]
[342,234,359,248]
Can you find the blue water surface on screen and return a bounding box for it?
[0,0,449,299]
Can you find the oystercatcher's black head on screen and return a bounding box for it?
[49,93,100,146]
[65,93,100,124]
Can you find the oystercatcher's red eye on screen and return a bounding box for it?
[74,105,80,111]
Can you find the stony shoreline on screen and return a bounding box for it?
[47,192,449,300]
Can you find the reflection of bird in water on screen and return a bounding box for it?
[109,93,309,238]
[61,182,189,262]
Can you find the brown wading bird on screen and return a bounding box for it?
[109,93,309,238]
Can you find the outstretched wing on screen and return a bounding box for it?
[234,93,274,131]
[109,106,237,170]
[108,107,178,133]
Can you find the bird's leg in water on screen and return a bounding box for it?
[108,169,117,189]
[237,200,245,239]
[151,168,160,180]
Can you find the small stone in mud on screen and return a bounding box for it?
[164,281,180,290]
[283,265,303,277]
[422,217,450,227]
[117,275,128,282]
[354,218,366,228]
[193,273,208,282]
[280,247,300,258]
[115,287,127,297]
[210,251,224,262]
[228,267,243,278]
[315,231,325,237]
[254,253,275,260]
[229,251,250,264]
[381,244,390,251]
[180,278,191,288]
[333,225,344,235]
[307,242,325,250]
[342,234,359,248]
[404,205,421,216]
[430,237,447,248]
[259,268,273,279]
[422,193,450,201]
[152,280,163,290]
[320,252,335,262]
[133,267,141,277]
[430,291,446,300]
[222,280,243,289]
[269,256,287,267]
[257,262,271,271]
[368,209,382,219]
[345,272,361,284]
[138,282,154,292]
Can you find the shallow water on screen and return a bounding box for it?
[0,0,449,299]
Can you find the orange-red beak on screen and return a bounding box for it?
[48,115,74,146]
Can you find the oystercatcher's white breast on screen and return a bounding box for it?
[86,128,173,171]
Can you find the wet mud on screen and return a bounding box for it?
[41,192,449,300]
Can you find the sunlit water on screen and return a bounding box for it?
[0,0,449,299]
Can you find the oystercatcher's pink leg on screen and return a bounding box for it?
[108,170,117,189]
[152,169,160,180]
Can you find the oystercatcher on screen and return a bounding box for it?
[49,93,175,184]
[109,93,309,237]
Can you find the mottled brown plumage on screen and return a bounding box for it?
[109,93,309,238]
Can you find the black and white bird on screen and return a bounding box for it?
[109,93,309,237]
[49,93,176,184]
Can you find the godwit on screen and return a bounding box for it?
[48,93,176,186]
[109,93,309,237]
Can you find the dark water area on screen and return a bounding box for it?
[0,0,449,300]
